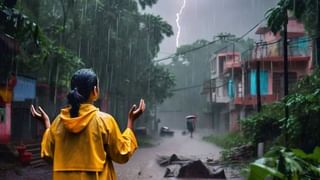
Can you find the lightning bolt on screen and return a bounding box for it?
[176,0,187,48]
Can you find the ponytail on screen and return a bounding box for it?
[67,88,85,117]
[67,69,98,118]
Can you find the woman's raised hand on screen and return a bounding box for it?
[128,99,146,121]
[30,105,51,129]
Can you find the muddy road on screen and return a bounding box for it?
[0,129,243,180]
[115,129,234,180]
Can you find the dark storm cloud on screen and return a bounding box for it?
[145,0,278,59]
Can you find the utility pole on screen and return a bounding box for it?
[232,42,235,98]
[209,79,215,129]
[255,43,262,112]
[283,9,289,146]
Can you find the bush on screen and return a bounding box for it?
[241,69,320,152]
[241,102,283,144]
[203,132,250,149]
[246,146,320,180]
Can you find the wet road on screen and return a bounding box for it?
[0,129,243,180]
[114,129,224,180]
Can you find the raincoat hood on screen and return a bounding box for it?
[60,104,98,133]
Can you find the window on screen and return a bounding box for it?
[250,70,269,95]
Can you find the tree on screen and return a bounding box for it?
[1,0,174,129]
[138,0,158,9]
[0,0,39,82]
[31,0,174,127]
[266,0,320,65]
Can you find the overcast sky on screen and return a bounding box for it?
[144,0,278,60]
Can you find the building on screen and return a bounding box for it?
[236,18,312,118]
[0,34,19,144]
[204,51,242,132]
[203,18,313,132]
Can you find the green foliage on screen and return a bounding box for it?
[241,70,320,152]
[204,132,254,162]
[137,65,175,104]
[138,0,158,10]
[1,0,175,127]
[266,0,319,36]
[282,70,320,152]
[301,0,320,37]
[265,2,287,34]
[0,3,39,45]
[203,132,250,149]
[266,0,320,66]
[247,147,320,180]
[28,0,175,126]
[0,1,84,89]
[241,102,283,143]
[248,0,320,153]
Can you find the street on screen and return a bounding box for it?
[0,129,243,180]
[115,129,238,180]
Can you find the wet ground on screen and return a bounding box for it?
[0,164,52,180]
[0,129,244,180]
[115,129,243,180]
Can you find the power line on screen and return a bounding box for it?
[238,18,266,40]
[164,18,314,93]
[170,84,203,92]
[170,37,314,93]
[171,80,228,92]
[241,37,313,57]
[153,17,266,63]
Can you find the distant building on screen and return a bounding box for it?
[203,51,241,132]
[203,18,313,132]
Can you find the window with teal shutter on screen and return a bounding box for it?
[250,70,268,95]
[228,79,234,98]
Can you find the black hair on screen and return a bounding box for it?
[67,68,98,117]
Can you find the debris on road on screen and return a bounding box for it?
[159,126,174,137]
[157,154,226,179]
[221,143,254,161]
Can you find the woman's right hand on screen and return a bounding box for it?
[127,99,146,129]
[30,105,51,129]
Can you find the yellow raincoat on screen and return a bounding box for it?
[41,104,138,180]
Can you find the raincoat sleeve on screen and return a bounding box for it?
[41,127,55,159]
[104,115,138,164]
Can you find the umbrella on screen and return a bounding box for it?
[185,115,196,119]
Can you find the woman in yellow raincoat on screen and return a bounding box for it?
[31,68,146,180]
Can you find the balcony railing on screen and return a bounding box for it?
[223,60,241,72]
[215,96,231,103]
[242,38,311,62]
[234,94,279,105]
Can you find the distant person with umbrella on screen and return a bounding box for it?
[186,115,196,138]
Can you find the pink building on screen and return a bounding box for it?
[234,18,313,130]
[204,18,313,132]
[204,51,241,132]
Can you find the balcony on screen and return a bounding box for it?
[214,95,230,103]
[223,60,241,72]
[242,39,311,63]
[234,94,279,105]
